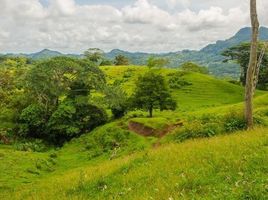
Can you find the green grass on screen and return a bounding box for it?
[1,65,268,199]
[1,128,268,199]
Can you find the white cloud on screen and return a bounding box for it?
[0,0,266,53]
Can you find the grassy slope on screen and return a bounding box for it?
[1,66,268,199]
[1,128,268,199]
[102,66,266,128]
[102,66,247,111]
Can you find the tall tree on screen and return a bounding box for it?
[114,55,130,66]
[132,71,176,118]
[245,0,259,129]
[147,57,169,69]
[84,48,104,65]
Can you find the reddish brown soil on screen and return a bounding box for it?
[128,120,183,148]
[128,121,183,138]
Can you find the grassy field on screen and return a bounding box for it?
[1,65,268,199]
[1,128,268,199]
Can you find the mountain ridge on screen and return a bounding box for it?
[2,27,268,77]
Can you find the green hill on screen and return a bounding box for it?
[1,66,268,199]
[1,127,268,199]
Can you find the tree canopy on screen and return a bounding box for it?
[222,42,268,89]
[132,71,176,117]
[114,55,130,66]
[180,62,209,74]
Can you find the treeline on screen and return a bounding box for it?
[0,54,179,145]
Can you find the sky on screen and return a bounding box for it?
[0,0,267,54]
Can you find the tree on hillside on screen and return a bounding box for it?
[132,71,176,117]
[222,43,268,89]
[245,0,259,129]
[180,62,209,74]
[147,56,169,68]
[104,83,129,119]
[84,48,104,64]
[114,55,130,65]
[18,57,107,144]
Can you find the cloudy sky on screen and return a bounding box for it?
[0,0,267,53]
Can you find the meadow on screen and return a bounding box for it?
[1,65,268,199]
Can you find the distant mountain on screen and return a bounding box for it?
[104,27,268,77]
[201,27,268,54]
[2,27,268,78]
[28,49,63,60]
[4,49,80,60]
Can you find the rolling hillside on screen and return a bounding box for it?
[1,127,268,199]
[1,66,268,199]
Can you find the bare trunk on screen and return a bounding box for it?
[245,0,259,129]
[253,42,268,93]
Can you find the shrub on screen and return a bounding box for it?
[168,76,192,89]
[171,121,224,142]
[223,110,246,132]
[83,124,146,159]
[13,139,47,152]
[48,100,108,145]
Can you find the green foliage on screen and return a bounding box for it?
[84,48,104,64]
[223,110,247,132]
[11,57,108,144]
[48,100,108,144]
[114,55,130,66]
[100,59,113,66]
[180,62,209,74]
[13,139,47,152]
[18,104,47,138]
[132,71,176,117]
[81,123,147,159]
[168,110,247,143]
[147,56,169,68]
[104,84,129,119]
[168,71,192,89]
[222,42,268,89]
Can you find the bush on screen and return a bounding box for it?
[169,111,247,143]
[168,72,192,89]
[223,110,246,132]
[48,100,108,145]
[82,123,146,159]
[171,121,224,142]
[124,110,146,119]
[13,139,47,152]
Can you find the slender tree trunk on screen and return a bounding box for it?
[245,0,259,129]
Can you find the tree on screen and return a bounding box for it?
[147,57,169,68]
[84,48,104,64]
[24,57,105,113]
[114,55,130,66]
[222,43,268,88]
[245,0,259,129]
[104,83,129,119]
[16,57,107,144]
[132,71,176,117]
[180,62,209,74]
[47,99,108,144]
